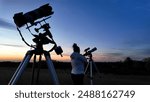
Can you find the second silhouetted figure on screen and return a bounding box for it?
[70,43,87,85]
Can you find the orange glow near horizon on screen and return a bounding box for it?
[0,46,71,62]
[51,54,70,62]
[0,52,123,62]
[0,46,26,62]
[0,47,118,62]
[0,46,114,62]
[0,52,71,62]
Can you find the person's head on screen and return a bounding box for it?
[72,43,80,53]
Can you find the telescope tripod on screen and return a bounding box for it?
[84,54,100,85]
[8,49,59,85]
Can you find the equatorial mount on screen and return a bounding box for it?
[17,16,63,56]
[13,3,63,56]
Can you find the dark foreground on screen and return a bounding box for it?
[0,67,150,85]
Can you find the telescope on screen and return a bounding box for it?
[9,4,62,85]
[83,47,97,56]
[13,4,54,27]
[84,47,100,85]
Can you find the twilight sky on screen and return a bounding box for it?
[0,0,150,62]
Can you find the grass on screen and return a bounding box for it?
[0,66,150,85]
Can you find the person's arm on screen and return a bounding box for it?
[70,53,75,59]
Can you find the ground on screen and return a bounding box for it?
[0,67,150,85]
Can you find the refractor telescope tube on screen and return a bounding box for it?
[89,47,97,53]
[83,47,97,56]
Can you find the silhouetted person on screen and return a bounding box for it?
[70,43,87,85]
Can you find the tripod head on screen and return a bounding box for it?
[13,4,63,56]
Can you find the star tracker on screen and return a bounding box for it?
[9,4,62,85]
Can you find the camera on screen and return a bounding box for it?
[13,4,54,27]
[83,47,97,56]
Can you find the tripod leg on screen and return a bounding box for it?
[44,51,59,85]
[8,51,33,85]
[90,61,93,85]
[92,61,99,73]
[31,54,37,84]
[92,61,101,78]
[8,53,28,85]
[84,62,90,74]
[36,54,42,84]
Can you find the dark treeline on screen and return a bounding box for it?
[96,61,148,75]
[0,61,71,69]
[0,57,150,75]
[96,57,150,75]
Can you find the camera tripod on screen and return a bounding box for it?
[84,54,100,85]
[8,48,59,85]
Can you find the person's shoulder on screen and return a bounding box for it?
[71,52,81,57]
[71,52,77,55]
[71,52,77,57]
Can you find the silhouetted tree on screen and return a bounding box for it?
[143,57,150,62]
[124,57,133,63]
[122,57,134,74]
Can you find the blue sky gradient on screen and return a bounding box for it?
[0,0,150,61]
